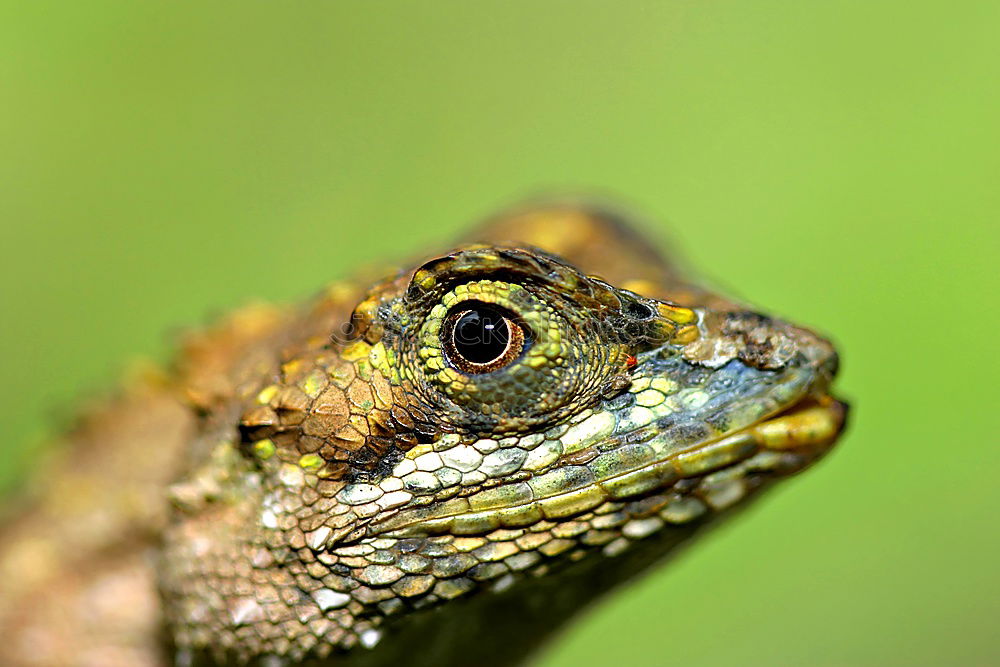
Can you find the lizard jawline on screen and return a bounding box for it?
[366,395,846,540]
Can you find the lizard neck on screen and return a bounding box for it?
[335,522,704,667]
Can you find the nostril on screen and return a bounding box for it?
[787,323,839,378]
[825,350,841,378]
[807,337,840,379]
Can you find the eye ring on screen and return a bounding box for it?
[624,299,654,320]
[443,302,527,374]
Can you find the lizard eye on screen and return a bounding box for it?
[402,255,641,433]
[444,302,526,374]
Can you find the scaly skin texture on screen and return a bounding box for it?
[0,202,846,666]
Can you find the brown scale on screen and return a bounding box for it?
[236,341,421,483]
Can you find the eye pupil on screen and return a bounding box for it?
[444,302,526,374]
[454,307,511,364]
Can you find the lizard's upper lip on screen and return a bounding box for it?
[366,392,846,540]
[729,394,847,453]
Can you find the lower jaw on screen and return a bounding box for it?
[373,395,847,539]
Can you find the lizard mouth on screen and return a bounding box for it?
[369,393,847,539]
[733,394,846,452]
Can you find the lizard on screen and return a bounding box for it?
[0,201,847,667]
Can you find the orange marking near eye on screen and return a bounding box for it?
[625,355,638,369]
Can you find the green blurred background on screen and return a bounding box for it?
[1,1,997,665]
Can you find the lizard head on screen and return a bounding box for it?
[162,205,845,663]
[336,244,844,545]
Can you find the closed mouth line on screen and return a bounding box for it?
[367,395,845,539]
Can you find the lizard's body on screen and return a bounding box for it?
[0,203,845,666]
